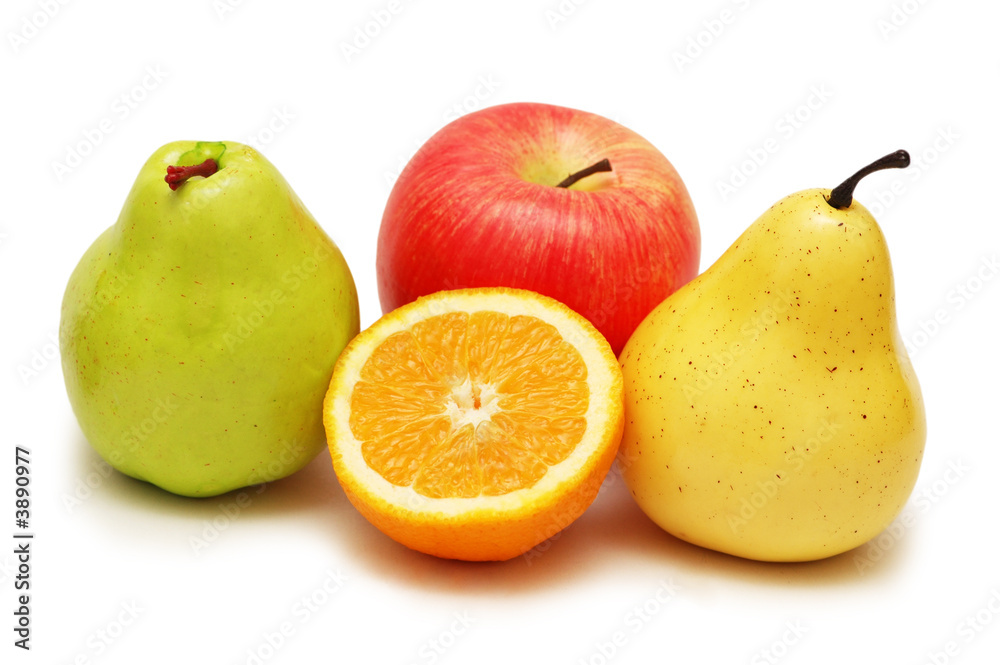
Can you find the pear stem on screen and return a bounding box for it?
[826,150,910,210]
[165,158,219,191]
[556,158,613,189]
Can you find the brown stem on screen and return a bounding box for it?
[826,150,910,209]
[165,158,219,191]
[557,158,612,189]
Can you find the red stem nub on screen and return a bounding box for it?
[165,158,219,191]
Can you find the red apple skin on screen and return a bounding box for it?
[377,102,700,355]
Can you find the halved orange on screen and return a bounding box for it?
[323,287,624,561]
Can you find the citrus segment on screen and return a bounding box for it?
[324,287,624,561]
[466,310,509,385]
[473,420,550,496]
[352,309,590,498]
[411,311,469,384]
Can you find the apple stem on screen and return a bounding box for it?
[165,158,219,191]
[826,150,910,210]
[556,158,613,189]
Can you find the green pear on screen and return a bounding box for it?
[619,151,926,561]
[60,141,359,497]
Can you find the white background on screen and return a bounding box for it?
[2,0,999,663]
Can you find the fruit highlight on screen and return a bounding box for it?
[324,287,624,561]
[619,150,926,562]
[377,101,700,355]
[60,141,360,497]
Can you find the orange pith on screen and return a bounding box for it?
[324,287,624,561]
[348,310,589,499]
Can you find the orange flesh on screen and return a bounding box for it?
[349,311,589,498]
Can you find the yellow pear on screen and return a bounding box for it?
[619,151,926,562]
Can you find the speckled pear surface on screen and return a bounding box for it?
[60,142,359,497]
[619,179,926,562]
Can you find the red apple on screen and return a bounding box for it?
[377,102,700,354]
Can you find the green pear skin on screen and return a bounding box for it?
[60,142,359,497]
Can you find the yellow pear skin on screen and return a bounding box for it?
[619,153,925,562]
